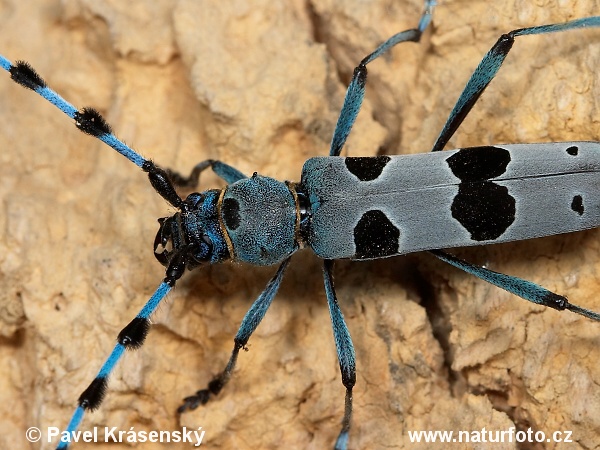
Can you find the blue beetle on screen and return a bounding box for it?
[2,1,600,449]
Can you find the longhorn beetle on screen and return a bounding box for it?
[2,1,600,449]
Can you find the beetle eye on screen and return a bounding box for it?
[189,234,212,263]
[185,192,204,208]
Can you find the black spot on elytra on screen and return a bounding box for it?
[571,195,584,215]
[345,156,390,181]
[447,147,515,240]
[222,197,241,230]
[447,146,511,182]
[354,210,399,258]
[451,181,516,241]
[566,146,579,156]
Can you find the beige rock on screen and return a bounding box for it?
[0,1,599,449]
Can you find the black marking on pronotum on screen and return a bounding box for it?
[117,317,150,350]
[345,156,391,181]
[446,146,511,181]
[9,61,46,90]
[222,197,241,230]
[451,182,516,241]
[74,107,112,137]
[566,145,579,156]
[78,377,108,411]
[571,195,584,215]
[353,210,399,258]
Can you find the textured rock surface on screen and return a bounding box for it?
[0,1,599,449]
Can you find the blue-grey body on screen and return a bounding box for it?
[221,174,298,265]
[220,141,600,266]
[303,142,600,260]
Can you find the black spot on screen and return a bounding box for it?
[566,146,579,156]
[451,181,516,241]
[78,377,108,411]
[222,197,241,230]
[345,156,390,181]
[571,195,584,215]
[118,317,150,349]
[10,61,46,90]
[74,107,112,136]
[447,146,511,182]
[354,210,399,258]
